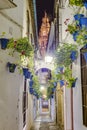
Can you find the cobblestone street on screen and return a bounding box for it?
[31,114,64,130]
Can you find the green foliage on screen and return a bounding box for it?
[76,27,87,45]
[55,43,78,67]
[32,74,41,97]
[67,21,80,34]
[67,77,77,88]
[7,37,33,57]
[69,0,83,6]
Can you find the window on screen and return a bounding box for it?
[23,79,28,127]
[80,47,87,126]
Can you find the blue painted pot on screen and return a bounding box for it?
[7,62,16,73]
[71,78,77,88]
[70,51,77,62]
[0,38,9,49]
[74,14,84,24]
[25,71,31,79]
[84,1,87,9]
[53,82,57,88]
[59,80,65,87]
[80,17,87,27]
[23,68,28,76]
[83,52,87,63]
[72,32,79,41]
[29,80,33,87]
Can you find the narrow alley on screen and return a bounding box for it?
[0,0,87,130]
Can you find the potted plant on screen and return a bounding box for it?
[69,0,83,6]
[67,21,80,41]
[70,50,78,61]
[55,43,78,67]
[67,77,78,88]
[76,27,87,45]
[7,62,16,73]
[0,32,9,49]
[7,37,33,57]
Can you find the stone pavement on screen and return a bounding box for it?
[30,114,64,130]
[31,121,64,130]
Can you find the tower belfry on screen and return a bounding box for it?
[38,12,50,59]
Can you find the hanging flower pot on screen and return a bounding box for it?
[53,82,57,88]
[22,68,28,76]
[83,1,87,9]
[7,62,16,73]
[72,32,79,41]
[25,71,31,79]
[0,38,9,49]
[29,80,33,87]
[74,14,84,25]
[29,88,33,94]
[59,80,65,87]
[52,87,55,93]
[80,17,87,28]
[70,51,77,62]
[59,67,65,73]
[83,52,87,63]
[71,78,78,88]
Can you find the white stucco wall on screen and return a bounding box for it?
[0,0,35,130]
[0,48,24,130]
[61,4,87,130]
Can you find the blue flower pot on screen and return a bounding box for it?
[0,38,9,49]
[83,52,87,63]
[52,88,55,92]
[29,88,33,94]
[84,1,87,9]
[70,51,77,62]
[59,80,64,87]
[72,32,79,41]
[29,80,33,87]
[80,17,87,28]
[72,78,77,88]
[23,68,28,76]
[53,82,57,88]
[7,62,16,73]
[25,71,31,79]
[74,14,84,25]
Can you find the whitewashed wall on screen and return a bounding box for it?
[0,0,34,130]
[61,4,87,130]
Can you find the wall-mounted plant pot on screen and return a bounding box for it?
[25,71,31,79]
[72,32,79,41]
[70,51,77,62]
[30,74,33,80]
[53,82,57,88]
[29,88,33,94]
[52,88,55,93]
[0,38,9,49]
[71,78,78,88]
[80,17,87,27]
[74,14,84,25]
[59,80,65,87]
[22,68,28,76]
[83,52,87,63]
[7,62,16,73]
[29,80,33,87]
[83,1,87,9]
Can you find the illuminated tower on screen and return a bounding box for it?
[38,12,50,59]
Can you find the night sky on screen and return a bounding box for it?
[36,0,54,32]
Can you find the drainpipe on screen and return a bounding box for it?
[71,88,74,130]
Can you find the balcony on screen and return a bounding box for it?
[0,0,17,9]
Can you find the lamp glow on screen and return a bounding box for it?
[45,56,53,63]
